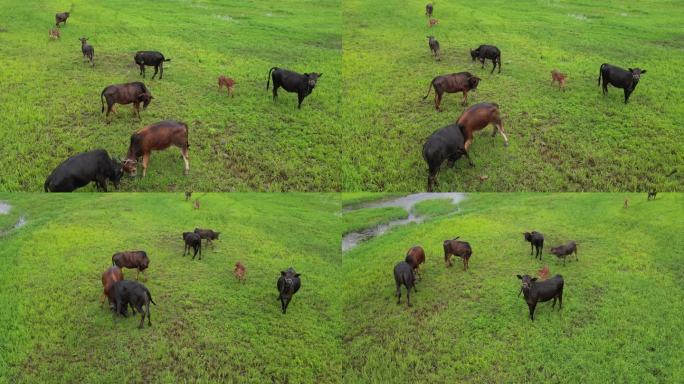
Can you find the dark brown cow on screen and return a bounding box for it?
[405,246,426,280]
[79,37,94,67]
[443,237,472,270]
[218,75,235,97]
[100,266,124,307]
[456,102,508,152]
[425,3,433,17]
[112,251,149,280]
[55,12,69,27]
[423,72,481,110]
[100,82,153,121]
[122,120,190,177]
[551,70,567,90]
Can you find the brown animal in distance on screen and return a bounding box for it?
[551,70,567,90]
[234,262,246,283]
[624,198,628,208]
[193,199,200,210]
[218,75,236,97]
[48,28,60,40]
[428,18,438,27]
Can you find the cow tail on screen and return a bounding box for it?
[266,67,277,90]
[184,122,190,148]
[457,123,466,136]
[422,77,436,100]
[100,88,106,113]
[43,177,51,192]
[146,288,156,305]
[598,64,606,86]
[164,58,171,62]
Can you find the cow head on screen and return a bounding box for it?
[121,158,137,176]
[138,93,154,109]
[78,37,88,45]
[468,76,481,90]
[517,274,537,291]
[523,232,532,241]
[427,35,435,42]
[304,73,321,90]
[109,158,124,189]
[628,68,646,82]
[280,268,301,288]
[549,246,560,255]
[470,49,479,61]
[211,232,220,240]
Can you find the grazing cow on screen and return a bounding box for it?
[267,67,322,109]
[111,280,156,329]
[48,28,60,40]
[549,241,578,265]
[100,82,154,121]
[185,191,192,201]
[44,149,123,192]
[598,63,646,104]
[517,274,563,321]
[55,12,69,27]
[134,51,170,80]
[405,246,426,280]
[456,102,508,151]
[394,261,416,307]
[194,228,220,247]
[423,72,481,110]
[234,262,246,283]
[182,232,202,260]
[428,18,438,27]
[122,120,190,177]
[100,266,124,307]
[427,36,440,61]
[648,190,657,200]
[443,237,472,270]
[277,267,301,314]
[79,37,94,66]
[425,3,433,17]
[112,251,149,280]
[523,231,544,260]
[551,70,567,90]
[537,265,550,281]
[470,45,501,74]
[217,75,235,97]
[423,123,473,192]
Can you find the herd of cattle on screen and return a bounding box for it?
[420,3,648,191]
[100,224,302,328]
[393,230,578,321]
[43,10,322,192]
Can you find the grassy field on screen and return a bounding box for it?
[0,193,342,382]
[342,0,684,192]
[342,193,684,382]
[0,0,341,192]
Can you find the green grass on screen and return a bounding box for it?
[0,0,341,192]
[342,0,684,192]
[342,193,684,382]
[0,193,342,383]
[342,206,408,235]
[412,198,459,217]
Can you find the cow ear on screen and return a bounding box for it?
[641,69,646,74]
[280,271,286,276]
[295,273,301,277]
[304,73,309,76]
[531,278,538,282]
[318,73,322,77]
[628,68,633,72]
[516,274,522,279]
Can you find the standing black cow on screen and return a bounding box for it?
[134,51,170,80]
[394,261,416,307]
[44,149,123,192]
[425,3,433,17]
[523,231,544,260]
[266,67,322,109]
[517,274,564,321]
[111,280,156,329]
[79,37,94,67]
[598,63,646,104]
[182,232,202,260]
[423,124,473,192]
[427,35,441,61]
[277,267,301,314]
[470,45,501,74]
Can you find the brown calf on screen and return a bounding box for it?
[551,70,567,90]
[538,265,550,281]
[423,72,481,110]
[100,82,153,122]
[428,18,438,27]
[101,266,124,307]
[456,102,508,152]
[218,75,235,97]
[443,237,472,270]
[122,120,190,177]
[112,251,149,280]
[234,262,246,283]
[48,28,60,40]
[405,246,426,280]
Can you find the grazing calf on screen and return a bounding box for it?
[277,267,301,314]
[423,123,472,192]
[470,45,501,74]
[428,18,438,27]
[394,261,416,307]
[79,37,94,66]
[537,265,550,281]
[549,241,578,265]
[456,102,508,152]
[427,36,440,60]
[55,12,69,27]
[48,28,60,40]
[267,67,322,109]
[111,280,156,329]
[101,82,154,121]
[194,228,220,247]
[45,149,123,192]
[425,3,433,17]
[112,251,149,280]
[405,246,426,280]
[423,72,481,110]
[100,266,123,307]
[122,120,190,177]
[234,262,246,283]
[551,70,566,90]
[523,231,544,260]
[182,232,202,260]
[517,274,563,321]
[134,51,170,80]
[648,190,657,200]
[443,237,472,270]
[598,63,646,104]
[217,75,235,97]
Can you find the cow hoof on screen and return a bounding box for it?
[504,142,509,147]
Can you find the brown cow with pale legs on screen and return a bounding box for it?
[443,237,472,270]
[456,102,508,153]
[551,70,567,90]
[234,262,246,283]
[405,246,426,280]
[122,120,190,177]
[112,251,149,280]
[101,266,124,307]
[218,75,235,97]
[100,82,153,122]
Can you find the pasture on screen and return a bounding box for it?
[0,193,342,382]
[0,0,341,192]
[342,193,684,382]
[341,0,684,192]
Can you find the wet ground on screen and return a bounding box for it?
[0,202,26,236]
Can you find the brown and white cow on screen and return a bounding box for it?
[122,120,190,177]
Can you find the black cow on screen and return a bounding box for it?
[277,267,301,314]
[423,124,473,192]
[79,37,94,67]
[598,63,646,104]
[470,45,501,74]
[266,67,322,109]
[134,51,171,80]
[524,231,544,260]
[111,280,156,329]
[648,189,657,200]
[425,3,433,17]
[394,261,416,306]
[194,228,220,247]
[517,274,564,321]
[427,35,440,60]
[549,241,578,265]
[44,149,123,192]
[182,232,202,260]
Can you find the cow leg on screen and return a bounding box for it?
[463,257,467,271]
[493,121,509,147]
[297,93,304,109]
[229,87,234,98]
[139,64,145,78]
[146,302,151,326]
[497,58,501,73]
[100,293,106,306]
[462,91,468,106]
[624,89,631,104]
[141,153,150,177]
[159,62,163,80]
[181,147,190,175]
[491,59,496,74]
[136,270,140,280]
[406,285,411,307]
[272,85,279,101]
[530,243,534,256]
[602,80,608,96]
[557,292,563,310]
[480,58,485,68]
[529,303,536,321]
[434,92,441,111]
[198,243,202,260]
[281,297,288,314]
[396,282,402,304]
[552,297,557,309]
[183,243,188,256]
[137,304,145,329]
[152,65,159,80]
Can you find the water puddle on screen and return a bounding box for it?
[0,202,27,236]
[0,202,11,214]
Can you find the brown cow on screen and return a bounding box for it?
[55,12,69,27]
[48,28,60,40]
[100,266,124,307]
[405,246,426,280]
[551,70,567,90]
[428,18,438,27]
[234,262,246,283]
[456,102,508,152]
[112,251,149,280]
[100,82,153,122]
[423,72,481,110]
[218,75,235,97]
[122,120,190,177]
[443,237,472,270]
